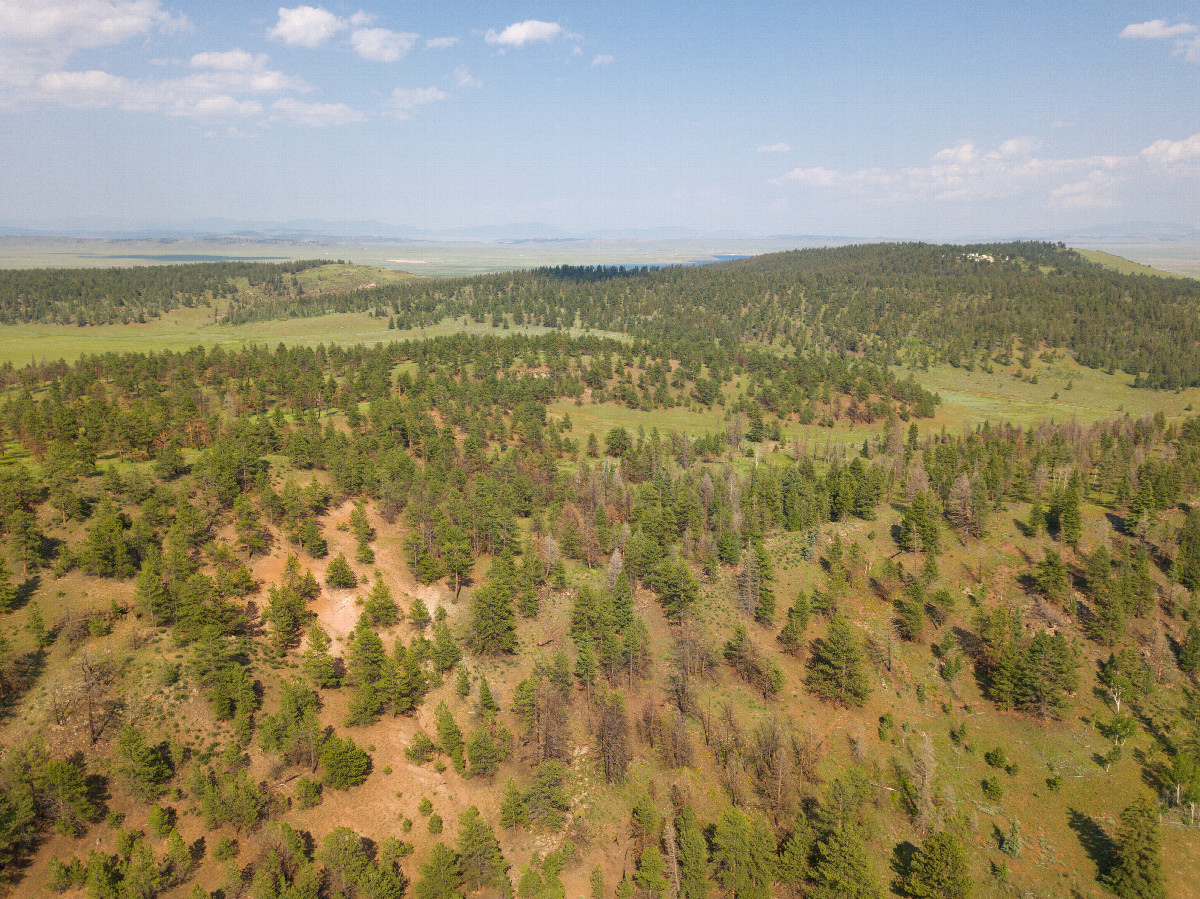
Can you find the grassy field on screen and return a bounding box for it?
[0,235,809,277]
[1076,248,1190,279]
[0,307,627,367]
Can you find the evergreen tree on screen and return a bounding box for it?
[635,845,669,898]
[777,819,812,898]
[304,624,341,688]
[896,831,972,899]
[675,805,710,899]
[37,758,96,836]
[415,843,464,899]
[1105,797,1166,899]
[468,572,518,655]
[1176,507,1200,591]
[777,593,810,656]
[499,779,528,830]
[456,806,510,896]
[1035,548,1071,606]
[710,807,777,899]
[1179,622,1200,679]
[431,620,461,672]
[0,558,15,614]
[1059,484,1083,551]
[809,825,881,899]
[325,553,358,589]
[806,611,872,707]
[364,578,399,626]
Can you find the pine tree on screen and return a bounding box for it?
[409,595,432,629]
[897,831,971,899]
[675,805,710,899]
[0,558,15,614]
[1176,507,1200,590]
[777,819,812,898]
[1180,623,1200,679]
[435,701,464,763]
[456,806,510,895]
[1105,796,1166,899]
[364,578,399,626]
[805,611,872,707]
[304,624,341,688]
[468,575,517,655]
[499,779,528,830]
[479,677,501,718]
[752,540,776,624]
[414,843,463,899]
[575,631,597,701]
[809,825,880,899]
[777,593,810,656]
[325,553,358,589]
[710,807,777,899]
[635,845,669,898]
[1059,484,1083,551]
[431,620,461,672]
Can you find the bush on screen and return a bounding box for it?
[982,776,1004,802]
[405,731,437,764]
[325,553,357,589]
[295,777,323,809]
[320,734,371,790]
[148,804,173,838]
[984,747,1008,769]
[212,837,238,862]
[427,813,443,834]
[48,856,86,892]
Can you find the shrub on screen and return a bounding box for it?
[982,776,1004,802]
[984,747,1008,769]
[212,837,237,862]
[320,734,371,790]
[295,777,323,809]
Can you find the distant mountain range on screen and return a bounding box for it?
[0,219,1196,245]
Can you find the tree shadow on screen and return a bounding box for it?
[0,646,47,720]
[1104,512,1128,536]
[12,575,40,612]
[890,839,917,884]
[1067,807,1114,879]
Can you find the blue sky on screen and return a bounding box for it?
[1,0,1198,238]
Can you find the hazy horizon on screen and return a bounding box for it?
[1,1,1198,240]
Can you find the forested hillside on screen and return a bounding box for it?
[224,242,1200,388]
[0,260,328,326]
[0,245,1199,899]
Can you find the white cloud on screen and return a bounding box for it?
[1120,19,1197,40]
[0,0,188,91]
[426,36,460,49]
[37,69,134,108]
[273,96,364,126]
[36,66,271,118]
[453,66,481,88]
[0,0,188,48]
[757,142,790,153]
[385,86,446,119]
[1141,131,1200,165]
[1120,18,1200,63]
[592,53,614,65]
[268,5,346,48]
[1050,171,1117,209]
[191,50,265,71]
[351,27,417,62]
[485,20,563,47]
[771,137,1144,207]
